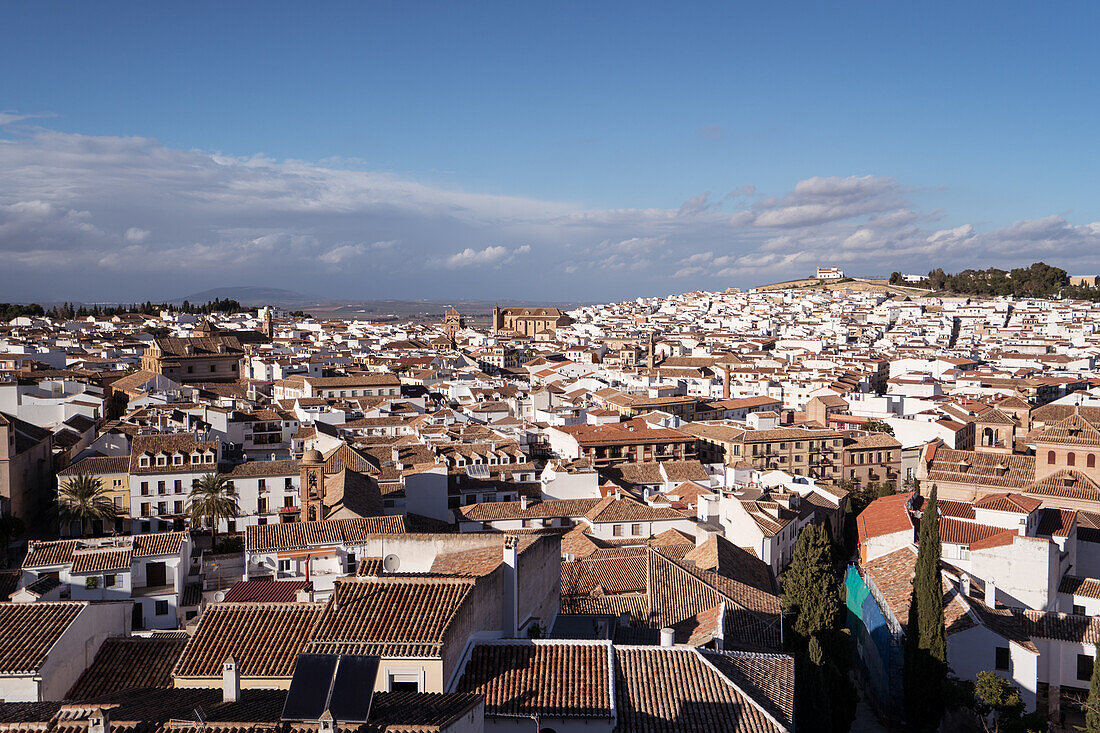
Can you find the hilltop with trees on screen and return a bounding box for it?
[891,262,1100,300]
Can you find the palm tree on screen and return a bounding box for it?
[186,473,240,547]
[58,473,117,537]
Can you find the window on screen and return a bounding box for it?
[174,480,182,493]
[172,454,183,465]
[283,495,296,508]
[158,502,167,516]
[387,670,422,693]
[278,559,292,573]
[174,501,183,514]
[156,455,167,467]
[613,525,623,536]
[191,453,201,464]
[210,364,216,372]
[158,481,166,495]
[104,573,116,588]
[187,365,194,374]
[631,523,642,536]
[1075,604,1087,616]
[140,482,149,496]
[1048,451,1056,465]
[995,646,1010,671]
[1069,452,1077,467]
[140,503,149,517]
[285,477,293,489]
[155,600,169,616]
[204,453,214,464]
[259,479,267,491]
[1091,454,1097,469]
[1080,653,1095,681]
[139,456,150,468]
[227,520,236,533]
[258,498,268,513]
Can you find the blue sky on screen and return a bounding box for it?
[2,1,1100,302]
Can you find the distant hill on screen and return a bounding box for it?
[171,286,317,306]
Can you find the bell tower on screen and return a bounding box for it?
[299,449,326,522]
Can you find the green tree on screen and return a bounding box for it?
[863,419,895,436]
[783,523,840,638]
[889,272,903,285]
[904,483,947,730]
[783,524,856,732]
[57,474,117,536]
[1088,641,1100,733]
[186,473,240,545]
[876,482,895,498]
[969,671,1045,733]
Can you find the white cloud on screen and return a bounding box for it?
[443,244,530,269]
[124,227,150,243]
[2,124,1099,300]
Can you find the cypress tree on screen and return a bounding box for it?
[904,483,947,730]
[1088,642,1100,732]
[783,523,840,639]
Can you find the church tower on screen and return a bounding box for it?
[299,448,326,522]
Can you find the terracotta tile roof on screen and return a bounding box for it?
[0,602,85,674]
[856,492,914,545]
[926,448,1036,490]
[172,602,324,679]
[22,539,78,568]
[1060,574,1100,600]
[246,515,406,553]
[129,433,219,475]
[1033,412,1100,447]
[66,636,187,699]
[58,454,131,476]
[859,547,973,636]
[939,517,1015,546]
[133,531,188,557]
[71,548,132,574]
[311,576,475,647]
[973,492,1041,514]
[614,647,791,732]
[455,641,614,719]
[222,459,300,477]
[561,555,647,596]
[456,497,602,522]
[584,496,686,523]
[682,536,776,596]
[1035,507,1077,538]
[1025,469,1100,501]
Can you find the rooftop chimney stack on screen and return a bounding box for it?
[222,656,240,703]
[660,627,675,647]
[986,579,997,609]
[502,535,520,638]
[960,576,971,598]
[520,494,528,511]
[89,707,109,733]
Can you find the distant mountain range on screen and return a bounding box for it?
[171,286,318,306]
[168,286,587,320]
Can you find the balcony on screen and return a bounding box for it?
[133,583,175,597]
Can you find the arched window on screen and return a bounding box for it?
[1048,451,1056,465]
[1068,452,1076,467]
[983,427,995,446]
[1090,454,1096,469]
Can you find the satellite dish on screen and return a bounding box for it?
[382,554,400,573]
[213,591,226,602]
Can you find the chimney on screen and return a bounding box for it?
[318,709,335,733]
[660,627,675,647]
[986,579,997,609]
[502,535,519,638]
[222,656,240,703]
[520,495,528,511]
[295,583,315,603]
[723,365,731,400]
[88,707,109,733]
[960,576,971,598]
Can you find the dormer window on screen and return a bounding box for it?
[191,452,201,464]
[957,459,970,474]
[172,454,183,465]
[139,456,150,468]
[204,452,214,464]
[156,454,167,467]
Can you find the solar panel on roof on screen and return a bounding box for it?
[329,654,379,722]
[281,653,378,723]
[282,654,338,721]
